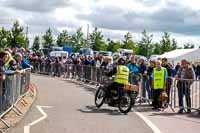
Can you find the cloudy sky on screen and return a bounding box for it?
[0,0,200,46]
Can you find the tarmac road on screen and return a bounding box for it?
[8,75,153,133]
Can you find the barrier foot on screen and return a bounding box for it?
[12,106,22,116]
[17,98,27,107]
[13,105,22,114]
[168,104,175,112]
[28,91,34,98]
[0,118,10,128]
[135,97,151,105]
[0,129,4,133]
[19,97,28,105]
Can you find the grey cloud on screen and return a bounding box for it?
[0,7,27,29]
[3,0,70,12]
[25,14,75,28]
[134,0,162,6]
[77,2,200,35]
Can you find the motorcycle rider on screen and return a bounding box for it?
[106,57,129,101]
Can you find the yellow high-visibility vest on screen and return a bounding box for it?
[5,56,14,69]
[153,67,165,89]
[114,65,129,84]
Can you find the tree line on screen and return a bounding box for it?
[0,21,28,50]
[0,21,199,58]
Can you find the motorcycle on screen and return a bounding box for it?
[94,76,138,114]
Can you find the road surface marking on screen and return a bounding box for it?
[135,112,162,133]
[24,105,53,133]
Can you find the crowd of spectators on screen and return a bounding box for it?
[29,52,200,100]
[28,51,200,112]
[0,48,199,113]
[0,47,32,76]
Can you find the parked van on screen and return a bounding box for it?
[79,48,93,56]
[50,51,68,58]
[117,49,133,57]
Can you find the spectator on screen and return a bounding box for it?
[107,57,113,70]
[62,56,67,64]
[196,63,200,80]
[14,52,31,69]
[193,63,199,80]
[176,59,195,113]
[162,58,173,103]
[100,57,109,70]
[147,60,156,99]
[127,55,140,85]
[95,56,102,83]
[138,58,150,100]
[95,56,101,68]
[83,56,91,81]
[175,62,181,74]
[11,47,18,56]
[0,52,24,78]
[0,51,17,72]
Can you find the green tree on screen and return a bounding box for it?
[160,32,173,54]
[32,36,40,51]
[137,30,153,57]
[0,27,10,49]
[42,28,54,48]
[10,21,26,48]
[90,27,107,51]
[56,30,71,47]
[112,41,121,52]
[172,38,178,50]
[122,32,136,50]
[71,28,86,52]
[107,39,121,52]
[183,43,195,49]
[153,42,162,55]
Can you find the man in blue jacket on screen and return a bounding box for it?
[14,53,31,69]
[127,56,140,85]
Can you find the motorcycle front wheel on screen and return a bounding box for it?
[95,86,106,108]
[118,92,133,114]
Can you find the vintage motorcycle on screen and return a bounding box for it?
[94,76,138,114]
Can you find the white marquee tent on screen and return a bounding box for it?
[159,49,200,66]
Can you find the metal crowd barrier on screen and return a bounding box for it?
[33,62,105,84]
[0,68,31,127]
[169,78,200,112]
[33,62,200,112]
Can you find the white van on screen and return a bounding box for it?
[117,49,133,57]
[50,51,68,58]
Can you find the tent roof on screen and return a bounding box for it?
[159,49,199,59]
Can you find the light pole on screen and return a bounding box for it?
[25,26,29,49]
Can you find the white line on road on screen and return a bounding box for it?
[135,112,162,133]
[24,105,53,133]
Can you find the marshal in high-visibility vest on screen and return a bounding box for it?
[153,67,165,89]
[114,65,129,84]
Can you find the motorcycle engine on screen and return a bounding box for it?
[110,90,119,100]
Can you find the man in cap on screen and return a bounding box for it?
[15,52,31,69]
[176,59,195,113]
